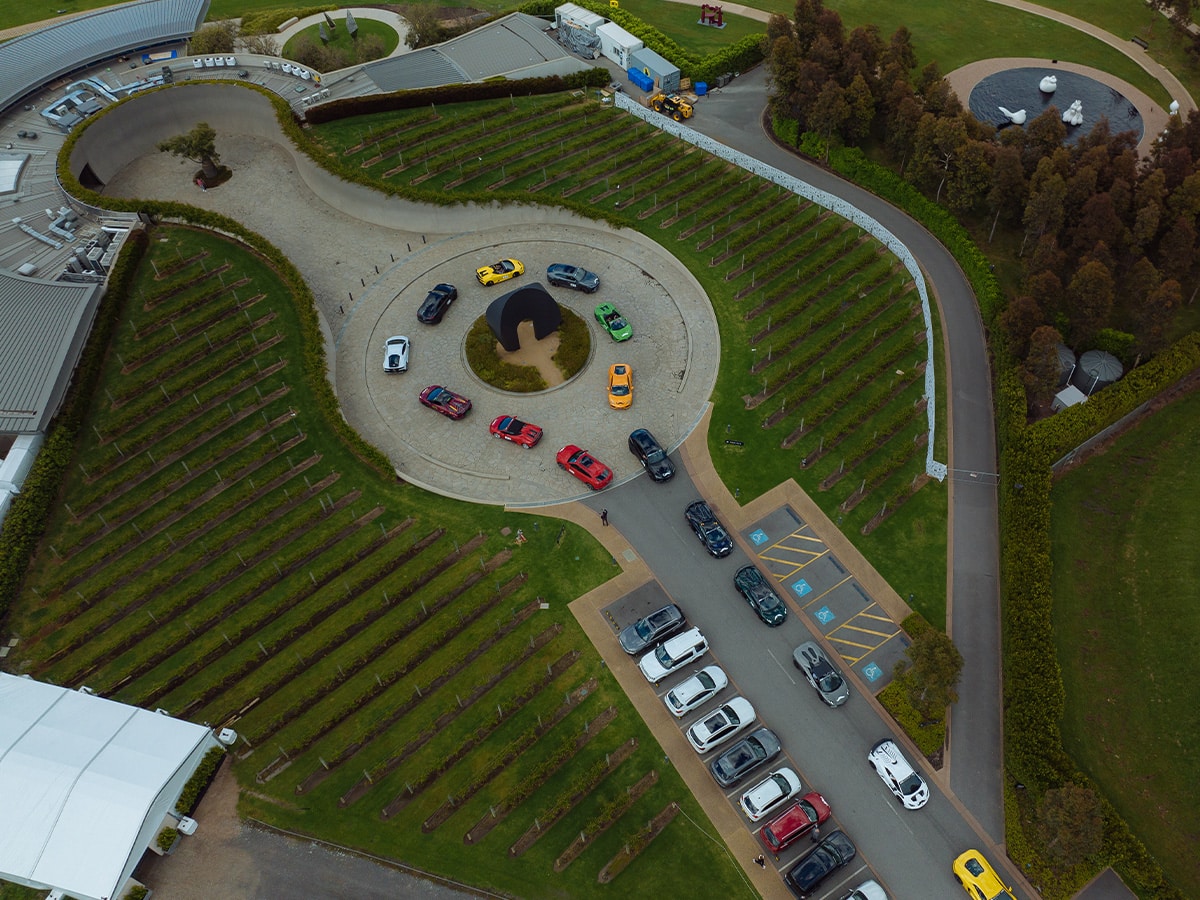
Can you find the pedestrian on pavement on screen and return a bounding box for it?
[753,854,766,868]
[600,509,608,526]
[810,823,821,842]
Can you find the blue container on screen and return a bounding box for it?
[627,67,654,92]
[695,82,707,96]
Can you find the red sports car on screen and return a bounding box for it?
[556,444,613,491]
[489,415,543,448]
[419,385,472,420]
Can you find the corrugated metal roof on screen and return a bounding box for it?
[0,269,100,434]
[0,0,210,112]
[360,13,589,94]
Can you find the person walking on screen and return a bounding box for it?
[600,509,608,526]
[810,823,821,842]
[753,854,766,868]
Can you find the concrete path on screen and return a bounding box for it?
[267,7,410,58]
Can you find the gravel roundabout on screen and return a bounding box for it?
[102,105,719,506]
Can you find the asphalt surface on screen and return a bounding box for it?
[681,66,1005,844]
[577,447,1023,900]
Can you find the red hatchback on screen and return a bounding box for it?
[758,791,831,856]
[556,444,613,490]
[489,415,543,448]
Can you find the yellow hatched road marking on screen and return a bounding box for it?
[797,575,851,610]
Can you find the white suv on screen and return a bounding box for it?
[638,627,709,683]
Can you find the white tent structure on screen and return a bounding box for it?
[0,673,216,900]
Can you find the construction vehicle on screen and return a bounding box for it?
[648,92,693,121]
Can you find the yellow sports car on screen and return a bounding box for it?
[952,849,1015,900]
[607,363,633,409]
[475,258,524,285]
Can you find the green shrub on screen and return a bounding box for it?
[239,5,337,35]
[156,827,179,852]
[124,886,149,900]
[876,681,944,758]
[176,747,225,816]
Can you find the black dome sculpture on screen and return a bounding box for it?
[486,282,562,352]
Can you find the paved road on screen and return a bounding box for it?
[583,460,1026,899]
[666,64,1005,843]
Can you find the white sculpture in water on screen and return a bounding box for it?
[998,106,1027,125]
[1062,99,1084,126]
[1039,75,1057,93]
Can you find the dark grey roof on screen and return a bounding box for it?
[359,13,588,94]
[0,0,210,113]
[0,269,101,434]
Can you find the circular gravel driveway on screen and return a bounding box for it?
[338,224,719,506]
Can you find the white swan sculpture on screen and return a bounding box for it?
[1039,75,1057,93]
[1062,99,1083,126]
[998,106,1027,125]
[1170,100,1180,114]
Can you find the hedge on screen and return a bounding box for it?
[177,747,226,816]
[0,229,147,625]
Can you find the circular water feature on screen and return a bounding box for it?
[968,67,1143,145]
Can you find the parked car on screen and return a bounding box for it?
[685,697,755,753]
[555,444,613,491]
[383,335,409,373]
[685,499,733,558]
[838,882,888,900]
[594,302,632,341]
[475,258,524,285]
[607,363,633,409]
[951,849,1015,900]
[489,415,542,449]
[867,738,929,809]
[627,428,674,482]
[619,603,686,655]
[783,830,857,897]
[709,727,781,788]
[734,564,788,626]
[638,627,708,683]
[740,767,802,822]
[418,385,471,419]
[417,283,457,324]
[758,792,832,854]
[793,641,850,708]
[546,263,599,293]
[663,665,727,717]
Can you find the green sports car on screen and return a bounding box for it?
[594,302,632,342]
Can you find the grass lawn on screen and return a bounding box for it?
[282,16,399,61]
[1050,386,1200,898]
[607,0,766,54]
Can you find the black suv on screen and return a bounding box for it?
[708,727,781,788]
[784,830,857,897]
[685,500,733,558]
[627,428,675,482]
[417,283,458,324]
[618,603,686,655]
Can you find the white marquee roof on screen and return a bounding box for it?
[0,673,212,900]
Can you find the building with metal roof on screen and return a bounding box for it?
[0,673,219,900]
[354,13,592,95]
[0,268,101,435]
[0,0,209,113]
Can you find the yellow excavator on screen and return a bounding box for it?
[648,92,693,121]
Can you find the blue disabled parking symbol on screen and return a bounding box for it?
[792,579,812,598]
[750,529,768,545]
[862,661,883,683]
[815,605,835,624]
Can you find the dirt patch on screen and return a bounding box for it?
[496,320,563,386]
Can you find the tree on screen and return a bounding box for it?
[987,145,1028,240]
[945,138,993,213]
[1135,278,1182,353]
[243,33,279,57]
[190,21,237,54]
[403,4,443,49]
[882,26,917,73]
[810,81,850,152]
[1036,783,1103,866]
[1021,164,1067,252]
[910,112,968,203]
[892,629,964,719]
[1024,325,1064,408]
[1066,259,1115,346]
[997,293,1043,357]
[841,73,875,143]
[158,122,221,182]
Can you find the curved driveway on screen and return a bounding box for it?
[682,67,1004,841]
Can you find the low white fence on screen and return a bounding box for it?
[616,92,946,482]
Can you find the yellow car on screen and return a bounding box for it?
[475,258,524,286]
[607,363,633,409]
[952,849,1015,900]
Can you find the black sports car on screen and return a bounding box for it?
[417,283,458,324]
[685,499,733,558]
[627,428,675,482]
